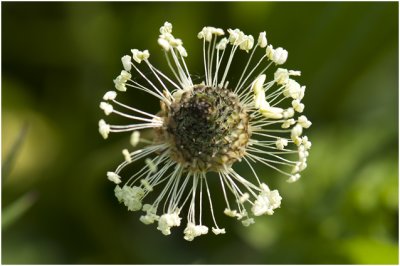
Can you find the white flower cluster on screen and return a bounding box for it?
[197,26,224,42]
[220,183,281,224]
[223,208,255,227]
[115,182,183,235]
[250,64,312,183]
[157,211,182,235]
[227,28,254,52]
[114,185,145,211]
[139,204,159,225]
[183,222,209,241]
[251,183,282,216]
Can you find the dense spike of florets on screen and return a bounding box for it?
[99,22,311,241]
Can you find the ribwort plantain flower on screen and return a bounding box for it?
[99,22,311,241]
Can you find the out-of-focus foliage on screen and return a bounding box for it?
[1,2,398,264]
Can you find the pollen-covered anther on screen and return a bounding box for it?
[252,184,282,216]
[227,28,244,45]
[266,45,288,65]
[291,124,303,146]
[198,27,224,42]
[212,227,226,235]
[238,192,250,204]
[302,136,312,149]
[291,124,303,138]
[184,223,209,241]
[157,212,181,235]
[254,91,267,110]
[272,47,288,65]
[282,118,296,129]
[241,218,255,227]
[98,119,110,139]
[287,173,301,183]
[140,204,159,225]
[251,74,266,95]
[176,45,187,57]
[107,171,121,184]
[131,49,150,63]
[160,21,173,35]
[224,208,238,217]
[100,102,113,115]
[239,35,254,52]
[274,68,302,85]
[216,37,228,50]
[276,138,288,150]
[140,211,159,225]
[122,149,131,162]
[119,186,145,211]
[258,31,268,48]
[292,99,305,113]
[298,115,312,128]
[121,55,132,71]
[158,37,171,51]
[260,106,284,119]
[113,70,131,92]
[168,37,183,48]
[103,90,117,101]
[283,79,302,99]
[283,107,295,119]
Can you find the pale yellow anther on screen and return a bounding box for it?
[260,106,284,119]
[258,31,267,48]
[275,138,288,150]
[131,49,150,64]
[122,149,131,162]
[251,74,266,95]
[254,91,267,109]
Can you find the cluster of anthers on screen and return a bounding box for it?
[99,22,311,241]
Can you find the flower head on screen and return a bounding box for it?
[99,22,311,240]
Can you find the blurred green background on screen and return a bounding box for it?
[2,2,398,264]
